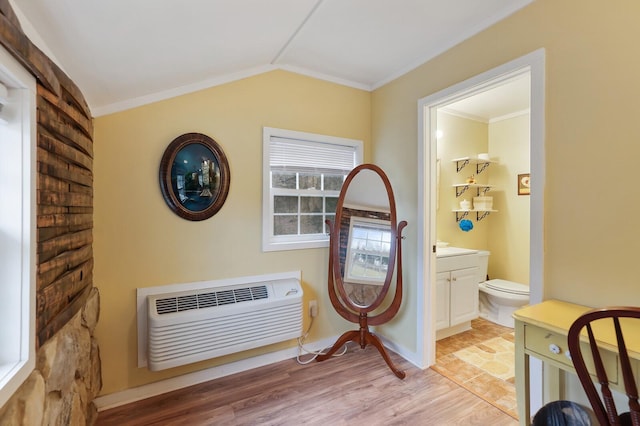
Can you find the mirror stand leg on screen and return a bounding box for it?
[316,330,359,362]
[364,331,406,379]
[316,318,406,379]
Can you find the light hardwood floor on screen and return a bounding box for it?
[96,343,517,425]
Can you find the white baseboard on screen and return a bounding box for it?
[94,335,339,411]
[376,333,421,369]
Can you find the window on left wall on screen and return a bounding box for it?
[0,43,36,408]
[262,127,363,252]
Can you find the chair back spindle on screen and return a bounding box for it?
[567,307,640,426]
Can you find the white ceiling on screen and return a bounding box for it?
[11,0,533,116]
[443,73,531,122]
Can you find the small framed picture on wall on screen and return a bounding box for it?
[518,173,530,196]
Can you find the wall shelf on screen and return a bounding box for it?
[453,209,497,222]
[452,156,497,223]
[451,156,496,174]
[452,183,494,197]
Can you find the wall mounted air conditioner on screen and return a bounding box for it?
[138,272,303,371]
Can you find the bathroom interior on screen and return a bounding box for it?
[432,72,531,416]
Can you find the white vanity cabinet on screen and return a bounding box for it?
[435,271,451,330]
[435,248,480,339]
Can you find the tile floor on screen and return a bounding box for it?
[433,318,518,419]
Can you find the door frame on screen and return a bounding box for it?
[416,48,546,407]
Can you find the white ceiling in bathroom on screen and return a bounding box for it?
[443,74,531,123]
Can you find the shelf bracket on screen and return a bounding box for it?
[455,211,470,222]
[478,187,491,196]
[476,211,491,221]
[455,185,470,197]
[455,159,470,172]
[476,161,490,174]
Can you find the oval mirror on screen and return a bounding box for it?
[159,133,230,221]
[333,164,397,312]
[319,163,407,379]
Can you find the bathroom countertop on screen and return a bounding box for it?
[436,246,478,258]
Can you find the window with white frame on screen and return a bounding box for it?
[0,44,36,408]
[262,127,362,251]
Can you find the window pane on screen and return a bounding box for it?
[299,173,321,190]
[274,196,298,213]
[382,242,391,254]
[301,215,323,234]
[325,197,338,214]
[351,227,368,240]
[363,255,386,279]
[367,229,384,243]
[366,239,382,252]
[324,174,344,191]
[272,172,296,189]
[274,215,298,235]
[300,196,322,213]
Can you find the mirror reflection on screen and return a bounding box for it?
[172,143,220,212]
[345,217,391,284]
[342,216,391,307]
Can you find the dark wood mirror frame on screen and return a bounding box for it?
[159,133,230,221]
[317,164,408,378]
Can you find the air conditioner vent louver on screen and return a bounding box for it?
[146,278,302,371]
[155,285,270,314]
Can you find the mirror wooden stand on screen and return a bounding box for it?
[316,164,408,379]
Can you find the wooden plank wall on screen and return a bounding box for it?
[0,1,95,347]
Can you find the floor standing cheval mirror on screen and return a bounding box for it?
[317,164,408,378]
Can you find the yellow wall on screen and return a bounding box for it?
[436,112,489,249]
[93,70,371,394]
[488,114,530,285]
[371,0,640,353]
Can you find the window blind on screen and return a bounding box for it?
[269,136,357,173]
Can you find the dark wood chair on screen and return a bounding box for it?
[567,307,640,425]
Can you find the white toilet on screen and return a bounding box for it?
[477,250,529,328]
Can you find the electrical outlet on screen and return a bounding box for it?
[309,300,318,318]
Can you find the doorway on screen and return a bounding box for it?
[416,49,545,410]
